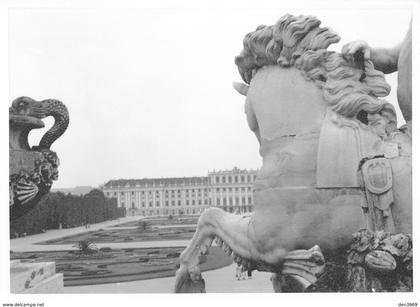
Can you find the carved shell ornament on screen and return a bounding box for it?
[12,173,39,205]
[10,151,60,206]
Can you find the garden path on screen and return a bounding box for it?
[62,263,273,293]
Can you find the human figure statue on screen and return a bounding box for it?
[343,21,412,234]
[359,102,411,233]
[342,20,412,135]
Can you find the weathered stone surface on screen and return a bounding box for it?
[10,260,63,294]
[346,229,412,292]
[365,250,397,273]
[173,14,411,293]
[24,273,63,294]
[9,97,69,221]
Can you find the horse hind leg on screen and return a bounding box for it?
[173,207,257,293]
[173,207,326,293]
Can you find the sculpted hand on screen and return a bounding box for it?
[341,40,371,60]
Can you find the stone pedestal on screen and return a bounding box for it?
[10,260,63,293]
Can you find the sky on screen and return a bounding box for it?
[8,5,412,189]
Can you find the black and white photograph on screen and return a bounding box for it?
[1,0,418,306]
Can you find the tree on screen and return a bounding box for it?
[10,190,126,238]
[73,240,97,254]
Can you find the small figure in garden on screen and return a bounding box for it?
[247,270,252,280]
[235,264,242,280]
[241,266,247,280]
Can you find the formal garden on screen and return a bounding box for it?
[36,216,199,245]
[10,215,235,287]
[11,245,232,287]
[113,215,198,227]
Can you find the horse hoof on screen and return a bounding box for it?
[174,266,206,293]
[188,266,202,282]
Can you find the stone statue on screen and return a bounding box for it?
[173,14,411,293]
[341,19,412,135]
[9,96,69,221]
[341,19,412,292]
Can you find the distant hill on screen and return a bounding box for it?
[51,186,94,196]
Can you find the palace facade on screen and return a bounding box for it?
[101,167,257,216]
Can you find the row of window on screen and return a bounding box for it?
[107,186,253,198]
[119,194,208,201]
[216,197,252,206]
[122,196,253,209]
[122,198,211,209]
[214,174,256,184]
[107,188,210,198]
[214,187,252,192]
[128,208,203,216]
[116,181,207,189]
[127,205,254,217]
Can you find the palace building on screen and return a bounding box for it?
[101,167,257,216]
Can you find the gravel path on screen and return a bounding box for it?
[62,263,273,293]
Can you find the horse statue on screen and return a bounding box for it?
[173,14,412,293]
[9,96,69,221]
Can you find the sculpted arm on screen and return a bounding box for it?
[342,40,401,74]
[369,45,401,74]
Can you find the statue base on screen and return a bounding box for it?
[10,260,63,293]
[347,229,412,292]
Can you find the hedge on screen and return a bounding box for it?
[10,189,125,238]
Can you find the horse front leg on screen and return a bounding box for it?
[173,207,258,293]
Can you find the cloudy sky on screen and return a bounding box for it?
[8,4,412,188]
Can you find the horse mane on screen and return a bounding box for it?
[235,14,391,121]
